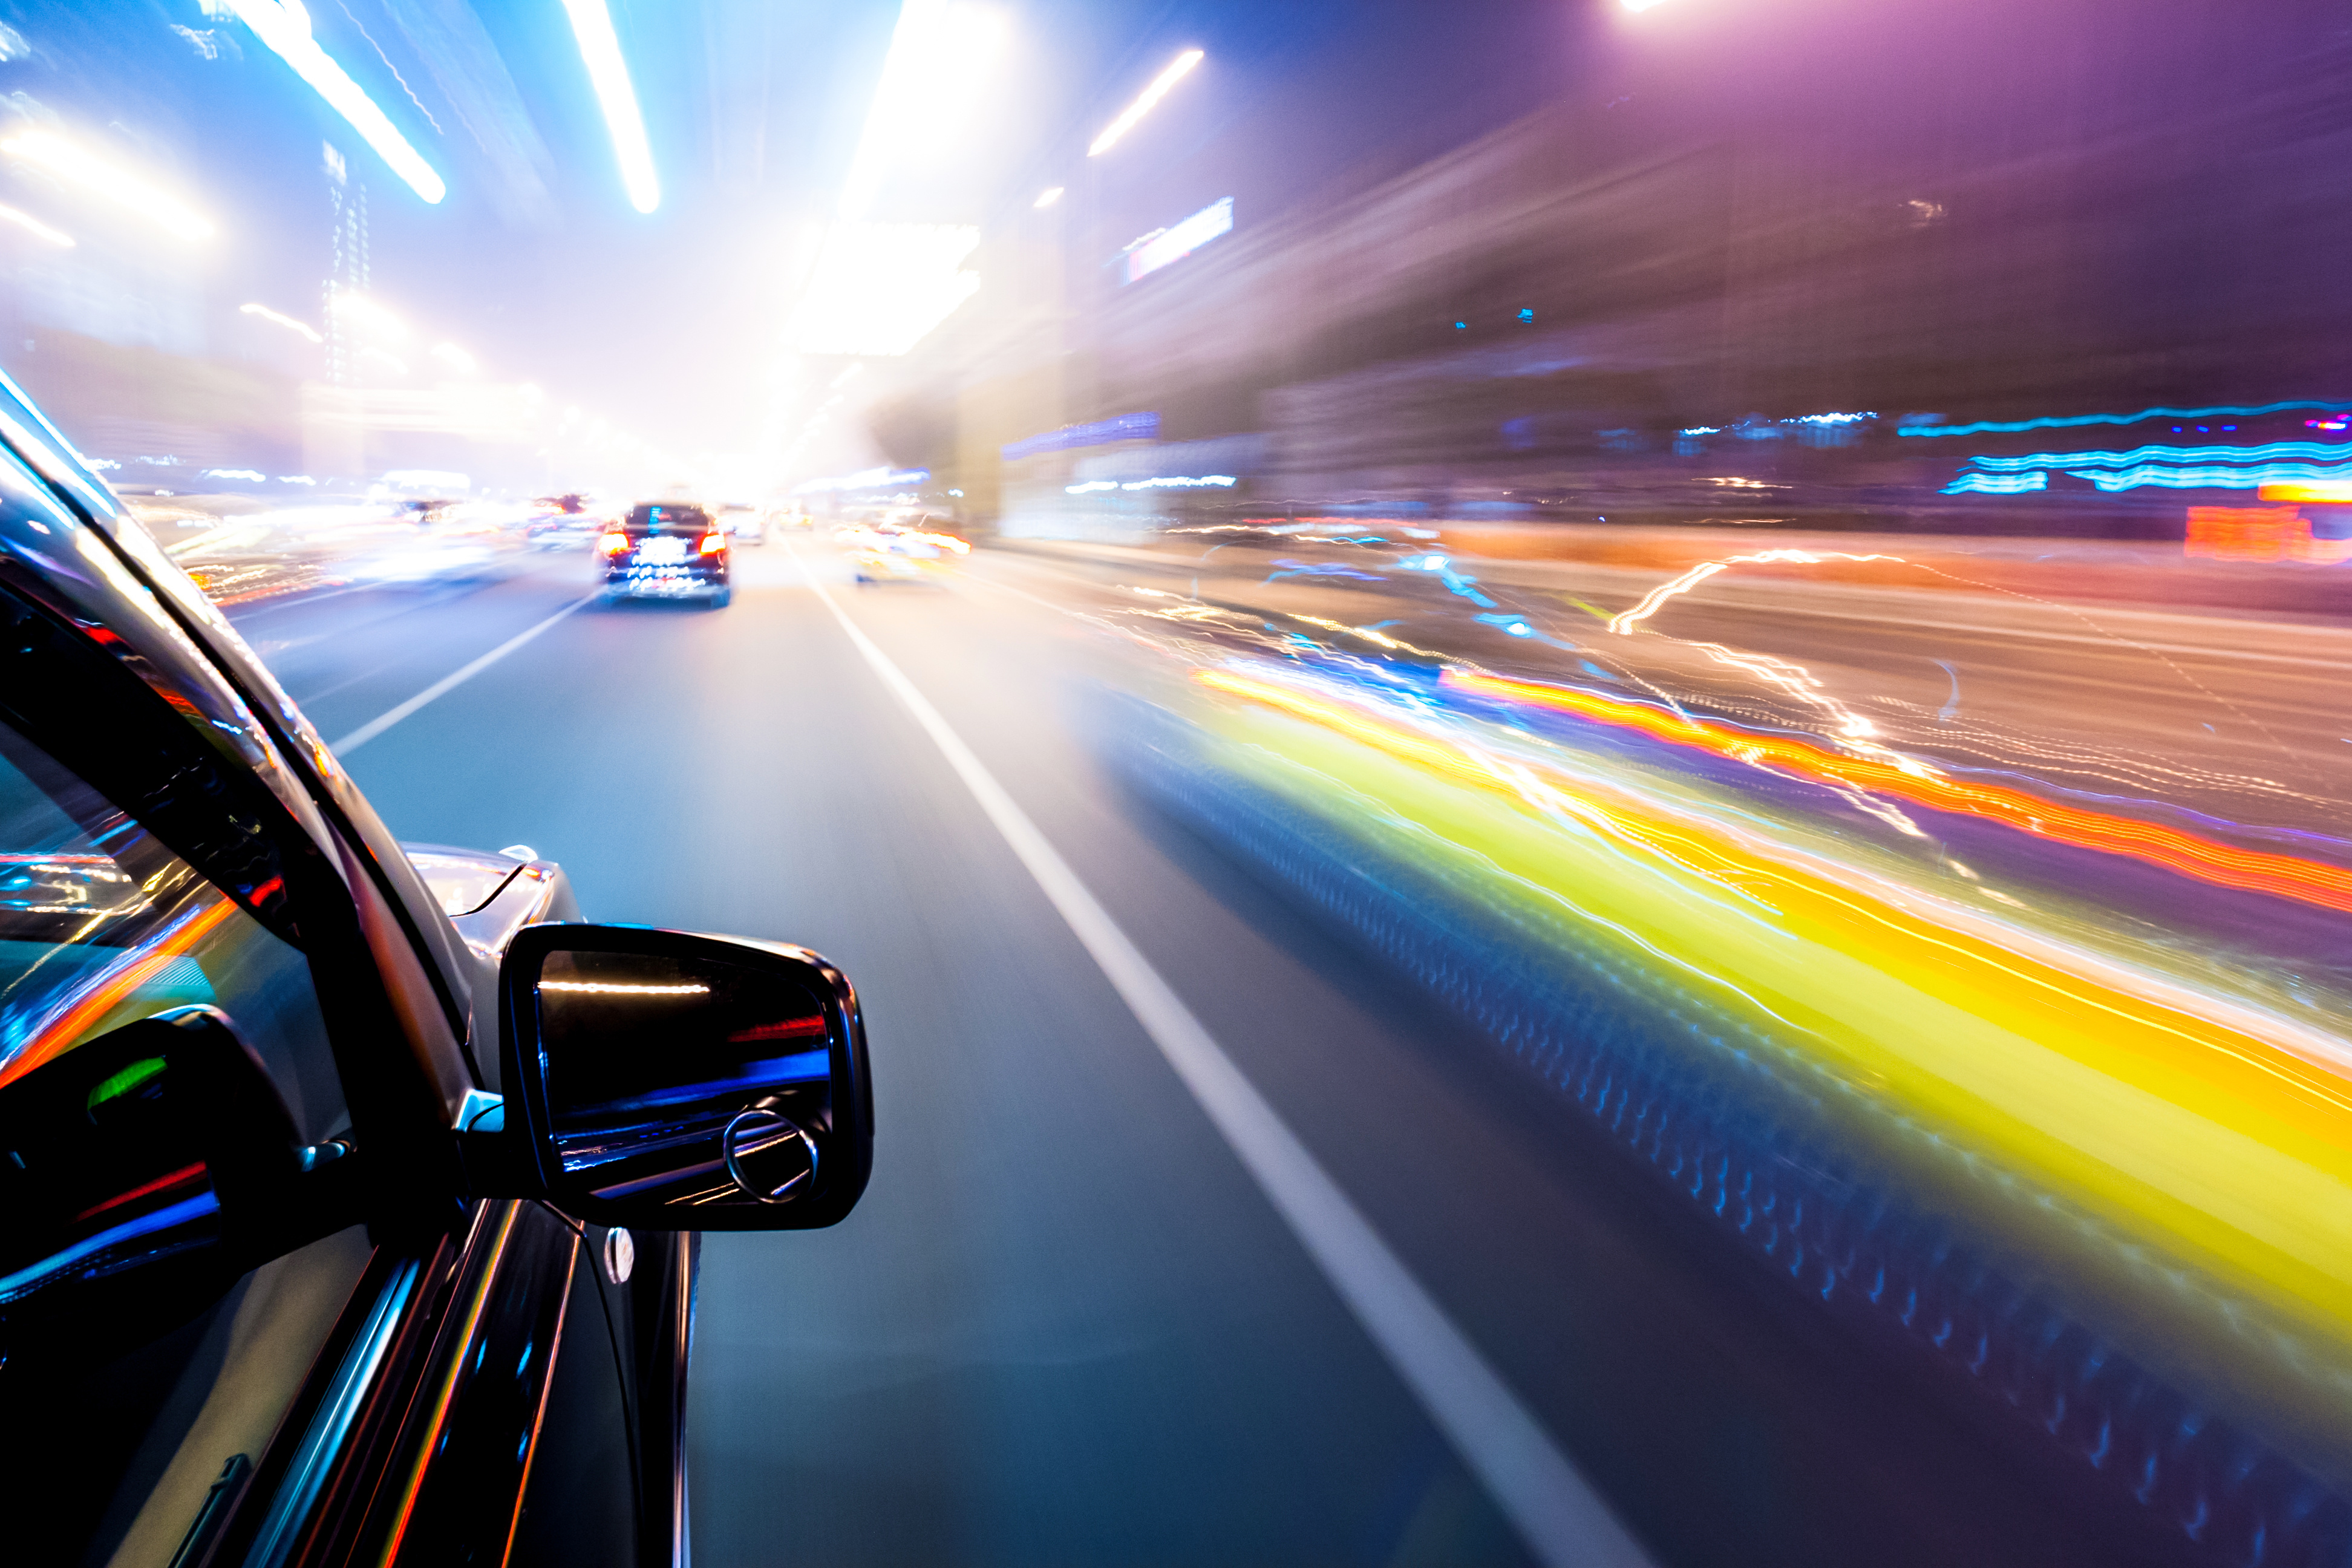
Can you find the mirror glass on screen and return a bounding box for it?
[518,934,867,1228]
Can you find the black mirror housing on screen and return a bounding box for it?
[497,923,874,1230]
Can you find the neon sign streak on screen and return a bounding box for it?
[1442,669,2352,917]
[1900,401,2350,439]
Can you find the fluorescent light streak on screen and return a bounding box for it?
[538,981,710,996]
[1034,186,1064,209]
[0,132,214,240]
[557,0,660,213]
[1124,196,1232,283]
[786,222,979,355]
[203,468,266,482]
[1088,48,1202,156]
[430,342,476,374]
[240,302,322,342]
[360,347,408,375]
[837,0,1007,222]
[1068,474,1237,493]
[219,0,445,204]
[0,204,71,247]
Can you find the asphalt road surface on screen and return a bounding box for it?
[227,539,2231,1568]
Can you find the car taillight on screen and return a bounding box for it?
[599,531,629,554]
[698,533,725,556]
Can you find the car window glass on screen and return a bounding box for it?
[624,504,711,535]
[0,717,370,1567]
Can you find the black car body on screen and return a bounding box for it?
[0,376,869,1566]
[599,504,730,606]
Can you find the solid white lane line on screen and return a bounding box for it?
[792,548,1653,1568]
[329,594,594,756]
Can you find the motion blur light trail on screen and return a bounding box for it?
[0,129,214,240]
[1606,550,1899,633]
[557,0,659,213]
[1156,644,2352,1518]
[221,0,445,203]
[1443,668,2352,916]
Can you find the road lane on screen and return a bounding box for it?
[220,540,2210,1567]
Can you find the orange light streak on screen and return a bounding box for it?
[1443,668,2352,916]
[377,1202,521,1566]
[1197,665,2352,1155]
[0,893,241,1091]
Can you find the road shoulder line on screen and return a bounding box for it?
[791,544,1653,1568]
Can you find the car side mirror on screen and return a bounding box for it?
[493,923,873,1230]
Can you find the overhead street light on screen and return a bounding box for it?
[836,0,1006,223]
[1088,48,1202,157]
[559,0,661,214]
[220,0,445,204]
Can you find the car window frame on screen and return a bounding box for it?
[0,416,487,1096]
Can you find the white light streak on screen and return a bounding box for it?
[787,222,979,356]
[557,0,660,213]
[0,131,214,240]
[537,981,711,996]
[837,0,1007,222]
[241,301,322,342]
[430,341,476,374]
[220,0,445,204]
[1621,0,1671,10]
[1034,186,1063,209]
[0,204,71,247]
[1123,195,1231,283]
[1088,48,1202,157]
[359,346,409,376]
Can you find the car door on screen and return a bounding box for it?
[0,637,377,1568]
[0,415,642,1564]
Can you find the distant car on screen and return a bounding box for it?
[527,494,609,551]
[715,503,766,547]
[600,502,731,607]
[528,512,608,550]
[841,517,970,584]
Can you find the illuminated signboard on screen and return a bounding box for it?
[1123,197,1232,284]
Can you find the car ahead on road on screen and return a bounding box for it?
[526,493,612,552]
[840,516,970,584]
[713,503,766,547]
[0,376,873,1566]
[599,503,731,606]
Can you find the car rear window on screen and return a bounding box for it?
[624,505,711,535]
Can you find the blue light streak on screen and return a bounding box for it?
[1941,440,2352,495]
[1901,401,2350,439]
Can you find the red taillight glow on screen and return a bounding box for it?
[598,531,629,555]
[698,533,725,556]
